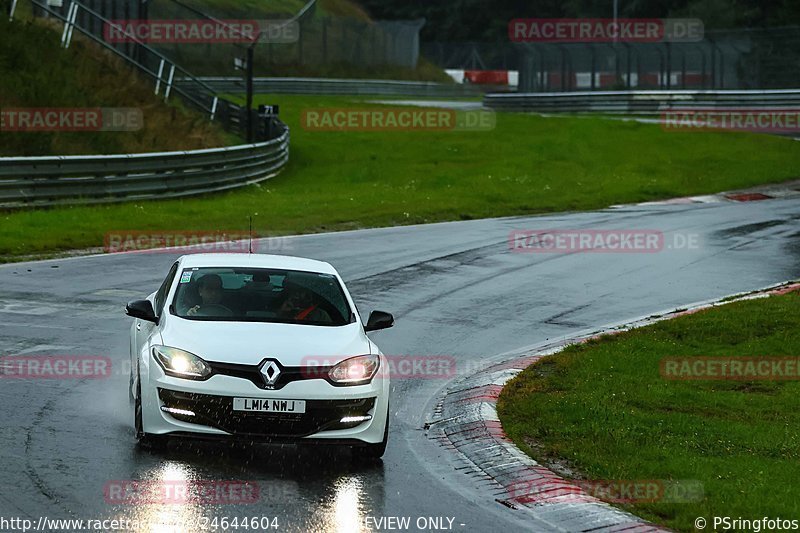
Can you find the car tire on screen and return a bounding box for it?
[134,365,169,451]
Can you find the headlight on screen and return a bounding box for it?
[152,345,212,380]
[328,354,380,385]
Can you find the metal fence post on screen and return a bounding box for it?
[210,96,218,121]
[709,37,717,89]
[656,47,665,88]
[699,45,707,89]
[665,42,672,89]
[624,42,631,89]
[154,58,165,95]
[61,3,77,47]
[680,48,687,89]
[164,64,176,101]
[64,3,78,48]
[246,46,254,142]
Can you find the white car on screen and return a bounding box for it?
[126,253,393,458]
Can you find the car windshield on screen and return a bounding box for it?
[171,267,353,326]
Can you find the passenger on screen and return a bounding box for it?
[277,285,332,323]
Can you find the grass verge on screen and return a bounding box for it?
[0,10,230,156]
[2,94,800,260]
[497,290,800,532]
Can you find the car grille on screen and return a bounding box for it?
[206,359,333,390]
[158,389,375,438]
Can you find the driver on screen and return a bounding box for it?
[186,274,225,316]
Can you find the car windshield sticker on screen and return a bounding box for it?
[180,271,193,284]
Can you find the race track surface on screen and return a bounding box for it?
[1,198,798,532]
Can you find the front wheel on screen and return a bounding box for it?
[134,368,168,451]
[362,414,389,460]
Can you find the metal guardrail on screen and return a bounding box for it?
[3,0,293,209]
[182,77,498,97]
[0,125,289,209]
[484,89,800,114]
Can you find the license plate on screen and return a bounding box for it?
[233,398,306,414]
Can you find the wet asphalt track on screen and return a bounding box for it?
[1,197,799,532]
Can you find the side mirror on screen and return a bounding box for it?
[126,299,158,323]
[364,310,394,332]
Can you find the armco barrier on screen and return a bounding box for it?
[0,124,289,209]
[180,77,499,97]
[484,89,800,114]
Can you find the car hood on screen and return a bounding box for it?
[159,317,371,366]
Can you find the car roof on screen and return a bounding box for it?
[177,253,338,275]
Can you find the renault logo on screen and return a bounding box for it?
[260,360,282,387]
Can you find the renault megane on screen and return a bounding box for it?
[126,253,394,457]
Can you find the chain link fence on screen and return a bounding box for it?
[423,26,800,91]
[61,0,426,77]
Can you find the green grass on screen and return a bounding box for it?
[2,93,800,260]
[156,0,369,19]
[318,0,371,20]
[498,291,800,532]
[0,11,229,156]
[167,0,308,17]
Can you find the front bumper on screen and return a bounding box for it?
[141,356,389,444]
[159,389,375,437]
